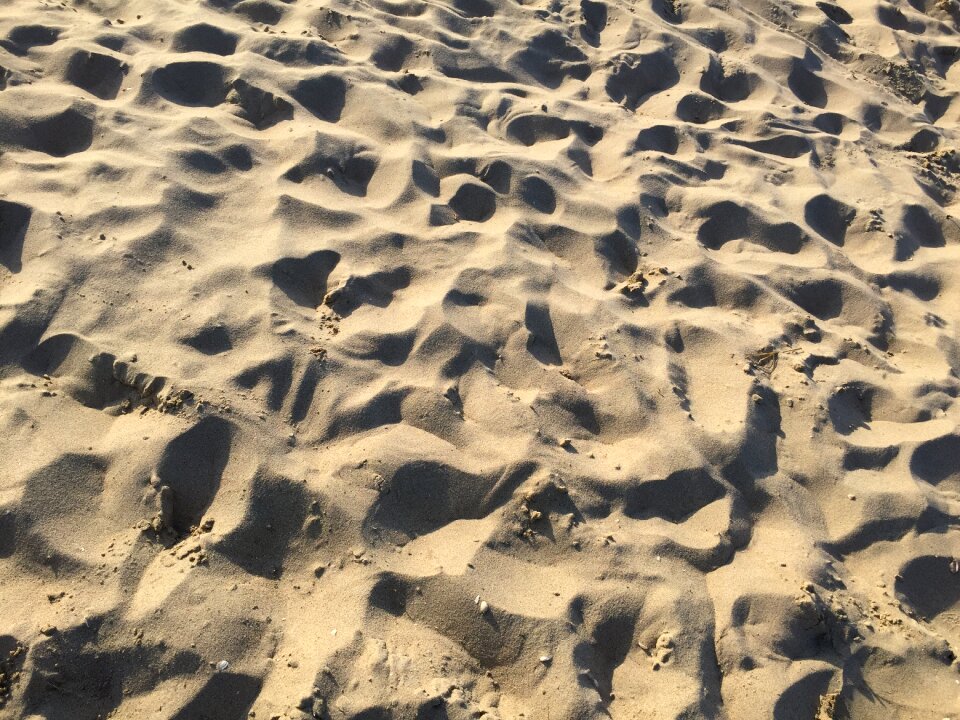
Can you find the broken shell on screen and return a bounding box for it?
[216,660,230,672]
[479,600,489,614]
[539,654,553,664]
[950,559,959,574]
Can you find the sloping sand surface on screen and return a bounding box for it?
[1,0,960,717]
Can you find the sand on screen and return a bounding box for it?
[1,0,959,718]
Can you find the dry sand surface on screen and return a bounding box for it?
[1,0,960,717]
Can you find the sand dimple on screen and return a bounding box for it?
[1,0,960,717]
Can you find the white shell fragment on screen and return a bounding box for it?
[216,660,230,672]
[539,655,553,664]
[479,600,489,614]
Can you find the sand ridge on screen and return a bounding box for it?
[1,0,959,717]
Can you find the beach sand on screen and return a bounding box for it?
[1,0,959,717]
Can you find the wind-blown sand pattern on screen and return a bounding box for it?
[1,0,959,717]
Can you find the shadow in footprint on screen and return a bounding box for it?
[153,61,230,107]
[525,301,562,365]
[816,1,852,24]
[172,22,239,55]
[156,417,234,533]
[479,159,512,193]
[805,194,855,245]
[270,250,341,308]
[324,267,410,317]
[1,25,60,56]
[910,434,960,491]
[370,34,414,71]
[895,555,960,620]
[519,175,556,214]
[788,60,828,108]
[635,125,679,154]
[25,106,95,156]
[292,74,347,122]
[580,0,607,44]
[215,473,307,577]
[170,672,262,720]
[784,278,843,320]
[449,181,496,222]
[367,461,535,541]
[895,204,948,260]
[676,93,726,123]
[504,113,570,145]
[700,57,757,102]
[452,0,495,17]
[229,79,293,129]
[772,669,838,720]
[232,0,287,24]
[235,356,293,411]
[65,50,127,99]
[0,634,25,708]
[606,50,680,109]
[183,324,232,355]
[827,383,873,435]
[513,29,590,88]
[0,200,31,272]
[698,201,806,254]
[623,468,725,523]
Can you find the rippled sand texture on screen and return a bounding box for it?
[1,0,960,717]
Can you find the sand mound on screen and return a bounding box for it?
[1,0,959,717]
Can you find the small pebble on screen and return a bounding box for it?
[216,660,230,672]
[479,600,489,614]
